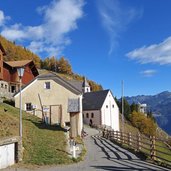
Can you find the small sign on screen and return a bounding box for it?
[43,106,49,112]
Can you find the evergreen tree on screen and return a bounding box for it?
[130,102,139,113]
[123,98,131,119]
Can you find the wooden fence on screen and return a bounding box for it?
[102,129,171,167]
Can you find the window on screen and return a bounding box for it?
[0,67,1,73]
[83,114,84,119]
[26,103,32,111]
[5,85,7,89]
[106,105,108,108]
[1,83,3,88]
[91,113,94,118]
[44,82,50,89]
[86,113,89,118]
[112,104,114,108]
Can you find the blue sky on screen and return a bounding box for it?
[1,0,171,97]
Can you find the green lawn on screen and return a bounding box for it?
[0,103,74,165]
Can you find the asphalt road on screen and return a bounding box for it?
[3,127,171,171]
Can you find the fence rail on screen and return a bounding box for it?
[102,129,171,167]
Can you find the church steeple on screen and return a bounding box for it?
[82,77,90,93]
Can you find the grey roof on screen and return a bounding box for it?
[83,90,109,110]
[14,72,82,96]
[67,80,83,92]
[82,77,89,87]
[38,73,82,95]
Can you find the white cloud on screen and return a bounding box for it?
[0,0,84,56]
[126,37,171,65]
[97,0,142,55]
[140,69,157,77]
[0,10,10,26]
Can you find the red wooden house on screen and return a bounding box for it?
[0,43,39,98]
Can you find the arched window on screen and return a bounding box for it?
[86,113,89,118]
[91,113,94,118]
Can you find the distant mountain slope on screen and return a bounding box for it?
[126,91,171,135]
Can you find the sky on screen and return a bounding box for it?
[0,0,171,98]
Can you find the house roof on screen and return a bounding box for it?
[4,60,32,67]
[4,60,39,77]
[14,72,82,97]
[38,73,82,95]
[67,80,82,92]
[83,89,109,110]
[0,43,6,55]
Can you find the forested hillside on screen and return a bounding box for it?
[0,35,41,67]
[0,35,102,91]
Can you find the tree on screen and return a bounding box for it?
[58,57,72,74]
[130,102,139,113]
[122,98,131,120]
[130,111,157,136]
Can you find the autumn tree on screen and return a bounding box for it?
[130,111,157,136]
[58,57,72,74]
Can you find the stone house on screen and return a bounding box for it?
[14,73,83,136]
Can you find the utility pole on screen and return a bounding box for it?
[121,80,124,133]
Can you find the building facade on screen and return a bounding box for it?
[83,90,120,131]
[14,73,83,136]
[0,43,39,100]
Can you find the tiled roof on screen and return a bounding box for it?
[37,73,82,95]
[67,80,83,92]
[5,60,32,67]
[83,90,109,110]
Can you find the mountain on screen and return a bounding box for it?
[126,91,171,135]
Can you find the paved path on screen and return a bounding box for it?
[3,127,171,171]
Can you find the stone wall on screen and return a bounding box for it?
[0,80,14,101]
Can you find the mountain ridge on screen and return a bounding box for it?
[126,91,171,135]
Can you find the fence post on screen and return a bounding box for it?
[116,131,118,142]
[102,128,105,137]
[120,131,123,144]
[128,132,132,146]
[109,130,111,140]
[137,133,141,151]
[111,130,114,140]
[107,130,109,139]
[150,136,156,161]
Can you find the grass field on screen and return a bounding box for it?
[0,103,74,165]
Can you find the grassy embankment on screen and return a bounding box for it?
[0,103,74,165]
[119,115,171,166]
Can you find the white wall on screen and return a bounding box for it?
[0,143,15,169]
[101,91,120,131]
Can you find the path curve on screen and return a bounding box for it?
[3,127,171,171]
